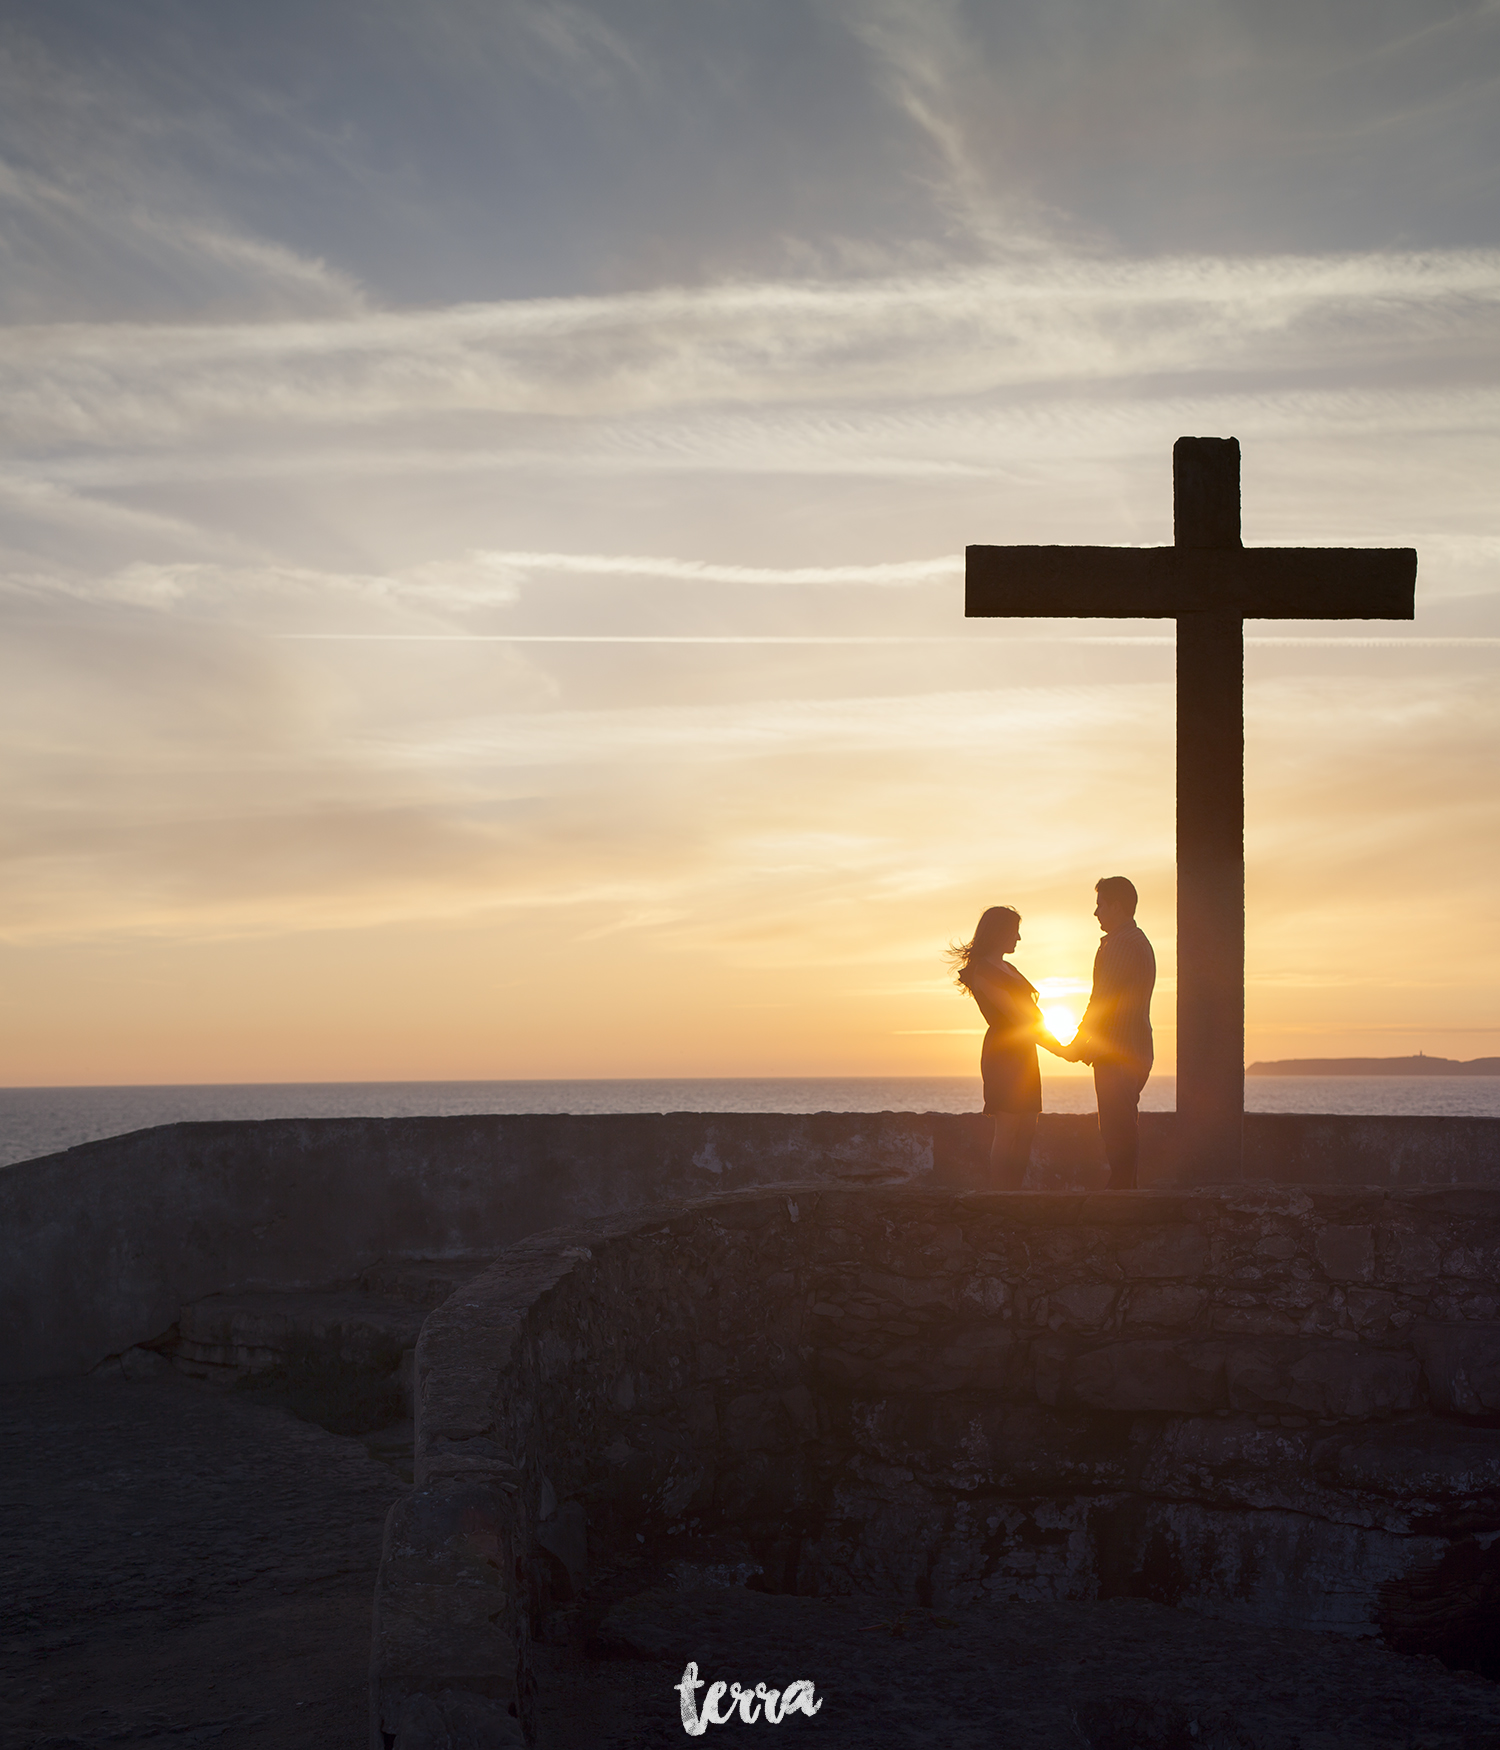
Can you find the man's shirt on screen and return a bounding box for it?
[1075,921,1155,1071]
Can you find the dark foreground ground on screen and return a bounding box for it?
[4,1375,1500,1750]
[0,1374,405,1750]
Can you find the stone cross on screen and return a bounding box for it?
[966,438,1417,1179]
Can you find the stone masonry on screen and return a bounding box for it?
[7,1111,1497,1384]
[372,1183,1500,1746]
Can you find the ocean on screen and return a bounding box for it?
[2,1074,1499,1170]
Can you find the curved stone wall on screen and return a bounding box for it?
[372,1182,1500,1744]
[6,1110,1498,1381]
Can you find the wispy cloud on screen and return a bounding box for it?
[3,248,1496,447]
[838,0,1049,252]
[462,551,962,587]
[0,93,367,324]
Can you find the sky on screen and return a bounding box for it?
[1,0,1498,1087]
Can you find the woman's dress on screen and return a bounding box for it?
[960,958,1044,1115]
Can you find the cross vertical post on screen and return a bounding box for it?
[1173,437,1246,1177]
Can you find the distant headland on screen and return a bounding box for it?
[1247,1054,1500,1077]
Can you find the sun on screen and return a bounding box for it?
[1041,1003,1078,1044]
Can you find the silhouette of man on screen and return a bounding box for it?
[1065,877,1155,1190]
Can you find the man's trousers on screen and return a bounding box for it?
[1094,1061,1150,1190]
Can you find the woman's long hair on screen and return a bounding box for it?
[947,905,1021,988]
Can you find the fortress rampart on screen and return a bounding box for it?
[2,1110,1499,1381]
[378,1182,1500,1742]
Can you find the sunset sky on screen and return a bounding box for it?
[2,0,1498,1086]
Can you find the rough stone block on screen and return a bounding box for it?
[1414,1322,1500,1417]
[1226,1341,1420,1420]
[1029,1335,1071,1407]
[1254,1234,1298,1261]
[1125,1285,1208,1328]
[1068,1340,1227,1414]
[1317,1420,1500,1510]
[1316,1225,1375,1282]
[1048,1282,1118,1329]
[1209,1305,1301,1336]
[724,1390,799,1453]
[1343,1288,1398,1331]
[1115,1226,1209,1280]
[419,1436,521,1490]
[1389,1231,1443,1280]
[858,1268,956,1310]
[378,1484,512,1591]
[914,1323,1027,1394]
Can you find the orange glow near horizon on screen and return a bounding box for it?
[2,250,1498,1087]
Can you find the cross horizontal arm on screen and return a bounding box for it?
[965,546,1416,620]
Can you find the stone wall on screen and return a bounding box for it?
[373,1183,1500,1744]
[0,1113,931,1382]
[4,1110,1498,1381]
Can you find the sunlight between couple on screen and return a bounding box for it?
[950,877,1155,1192]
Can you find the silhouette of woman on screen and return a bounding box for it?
[950,906,1069,1189]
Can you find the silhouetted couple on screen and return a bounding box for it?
[951,877,1156,1191]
